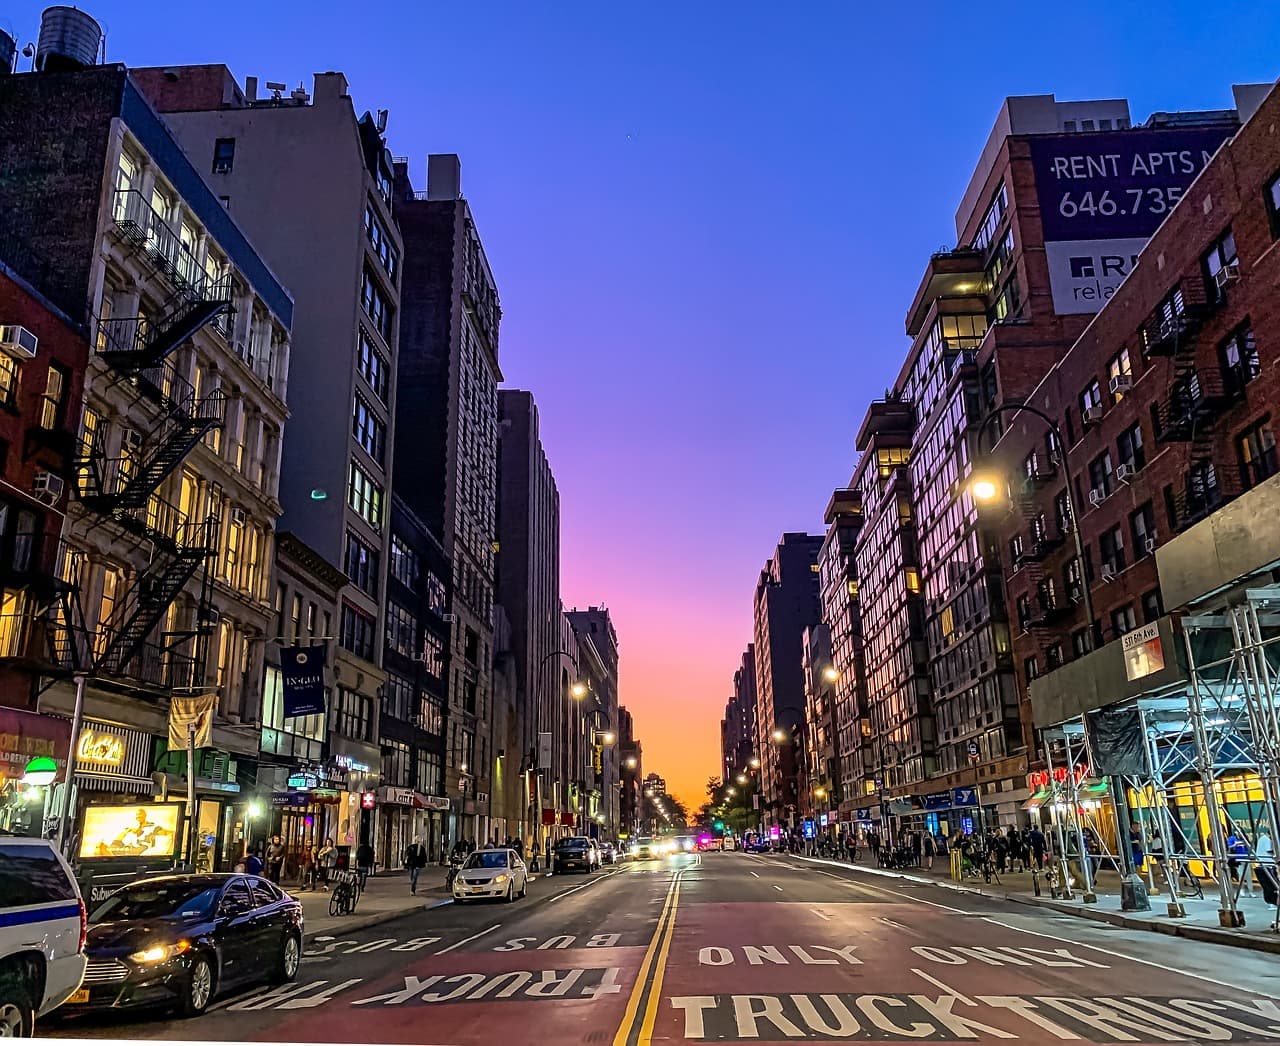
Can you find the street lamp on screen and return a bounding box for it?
[736,774,748,785]
[749,756,760,769]
[814,786,826,800]
[970,477,998,502]
[626,756,638,769]
[21,756,58,787]
[599,731,616,745]
[822,666,839,683]
[726,787,736,796]
[771,728,787,743]
[571,682,587,699]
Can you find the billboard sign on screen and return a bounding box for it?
[1030,127,1233,314]
[79,803,183,861]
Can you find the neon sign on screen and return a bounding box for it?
[77,728,126,767]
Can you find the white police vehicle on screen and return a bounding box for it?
[0,837,87,1035]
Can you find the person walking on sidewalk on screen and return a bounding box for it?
[317,838,336,891]
[298,846,315,891]
[357,841,375,888]
[1028,826,1046,870]
[266,834,286,884]
[1254,827,1278,907]
[922,831,935,870]
[867,830,880,864]
[404,836,428,895]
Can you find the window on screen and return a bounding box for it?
[1107,349,1132,400]
[352,396,386,466]
[306,601,317,637]
[1046,644,1063,669]
[348,460,384,529]
[1131,502,1157,555]
[1037,576,1058,610]
[1023,656,1039,682]
[875,446,909,477]
[1220,325,1260,392]
[1142,589,1164,624]
[1071,628,1092,657]
[339,603,377,662]
[1187,458,1220,514]
[386,600,418,658]
[0,355,17,408]
[1201,229,1238,302]
[384,673,415,720]
[291,593,303,643]
[1099,525,1126,574]
[365,203,399,280]
[1088,451,1114,498]
[360,267,393,341]
[904,567,921,594]
[212,138,235,174]
[383,739,411,786]
[1080,379,1103,420]
[1266,171,1280,239]
[971,183,1007,252]
[275,582,287,615]
[419,693,444,735]
[1111,604,1137,637]
[357,329,389,404]
[11,511,35,573]
[1117,422,1145,471]
[1053,489,1072,534]
[1064,556,1083,600]
[376,163,393,207]
[422,631,445,678]
[390,535,419,587]
[38,364,67,430]
[344,532,379,596]
[425,572,447,616]
[333,685,374,741]
[1239,419,1278,489]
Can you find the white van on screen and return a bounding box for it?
[0,838,88,1035]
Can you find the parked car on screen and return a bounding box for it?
[62,873,302,1019]
[452,849,528,903]
[552,837,599,873]
[0,837,88,1036]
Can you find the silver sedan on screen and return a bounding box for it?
[451,848,529,903]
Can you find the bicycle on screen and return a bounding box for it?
[328,870,360,916]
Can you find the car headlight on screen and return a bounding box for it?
[129,941,191,964]
[493,874,508,883]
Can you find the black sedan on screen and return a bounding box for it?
[62,873,303,1018]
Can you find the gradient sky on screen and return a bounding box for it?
[30,1,1280,809]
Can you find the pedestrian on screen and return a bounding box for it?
[512,836,524,859]
[317,837,336,891]
[868,830,880,864]
[245,847,264,876]
[357,841,375,887]
[1028,826,1046,870]
[298,846,315,891]
[1227,830,1249,883]
[922,831,935,870]
[910,830,922,868]
[266,834,286,884]
[1129,823,1145,875]
[404,836,428,895]
[1255,827,1278,907]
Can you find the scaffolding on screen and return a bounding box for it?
[1041,588,1280,930]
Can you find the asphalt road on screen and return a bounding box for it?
[47,851,1280,1044]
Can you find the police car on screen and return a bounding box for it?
[0,837,87,1035]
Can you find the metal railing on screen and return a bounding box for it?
[111,189,234,306]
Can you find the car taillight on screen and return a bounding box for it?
[78,897,87,952]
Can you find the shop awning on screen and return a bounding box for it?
[76,771,155,793]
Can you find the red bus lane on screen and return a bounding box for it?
[645,896,1280,1044]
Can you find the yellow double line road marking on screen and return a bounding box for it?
[613,870,682,1046]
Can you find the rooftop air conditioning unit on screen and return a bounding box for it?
[0,324,38,360]
[32,470,65,504]
[1108,374,1132,395]
[1088,487,1106,507]
[1083,404,1104,425]
[1214,261,1241,290]
[1115,464,1133,483]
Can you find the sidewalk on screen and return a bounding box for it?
[789,852,1280,953]
[287,869,450,942]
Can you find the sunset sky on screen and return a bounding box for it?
[63,0,1280,809]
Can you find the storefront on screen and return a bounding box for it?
[0,707,71,836]
[152,744,255,872]
[376,786,449,870]
[63,719,163,850]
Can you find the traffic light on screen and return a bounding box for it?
[713,818,724,833]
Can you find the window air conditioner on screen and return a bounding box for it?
[1108,374,1132,395]
[1083,404,1104,425]
[1115,464,1133,483]
[0,324,38,360]
[1101,561,1117,581]
[1088,487,1105,507]
[1145,536,1157,554]
[32,470,65,504]
[1214,261,1241,290]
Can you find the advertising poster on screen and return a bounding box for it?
[1029,127,1233,314]
[281,645,327,717]
[79,803,183,860]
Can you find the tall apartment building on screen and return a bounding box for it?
[987,82,1280,852]
[752,533,822,829]
[817,489,868,820]
[801,623,837,821]
[844,90,1249,834]
[0,48,292,860]
[393,154,502,844]
[496,389,560,846]
[618,705,642,837]
[136,65,405,837]
[720,645,757,785]
[567,607,620,838]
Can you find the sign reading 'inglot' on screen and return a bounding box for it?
[1029,126,1234,314]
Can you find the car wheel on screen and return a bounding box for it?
[0,976,35,1038]
[505,882,515,903]
[274,932,301,984]
[519,877,527,899]
[180,955,214,1018]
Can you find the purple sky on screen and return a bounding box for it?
[34,0,1280,807]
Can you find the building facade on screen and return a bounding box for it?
[496,388,560,847]
[567,606,620,839]
[617,704,642,838]
[393,154,502,845]
[752,533,822,830]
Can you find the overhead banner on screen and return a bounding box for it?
[167,694,215,751]
[281,645,327,717]
[1029,126,1233,314]
[537,731,552,770]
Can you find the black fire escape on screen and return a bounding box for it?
[1144,278,1243,531]
[70,188,233,691]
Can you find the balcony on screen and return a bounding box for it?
[1140,281,1210,357]
[1026,598,1072,629]
[856,397,915,452]
[906,248,985,336]
[1172,469,1242,532]
[1013,536,1065,567]
[1152,370,1242,443]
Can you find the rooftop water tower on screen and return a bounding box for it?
[34,5,102,73]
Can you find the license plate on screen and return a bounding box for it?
[69,989,90,1005]
[468,887,484,893]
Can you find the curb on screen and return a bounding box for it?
[787,854,1280,954]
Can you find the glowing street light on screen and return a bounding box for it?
[772,728,787,743]
[645,788,655,797]
[726,787,736,796]
[971,477,998,502]
[600,731,616,745]
[749,756,760,768]
[736,774,748,785]
[822,666,839,683]
[571,682,587,699]
[814,786,826,799]
[21,756,57,787]
[626,756,638,768]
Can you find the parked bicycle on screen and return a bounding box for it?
[328,869,361,916]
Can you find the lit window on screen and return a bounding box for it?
[904,568,921,593]
[348,460,384,530]
[0,356,16,408]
